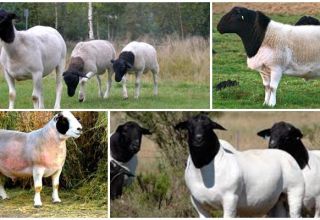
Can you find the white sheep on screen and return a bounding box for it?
[217,7,320,107]
[63,40,117,102]
[175,114,305,217]
[0,10,66,109]
[111,41,159,99]
[0,111,82,207]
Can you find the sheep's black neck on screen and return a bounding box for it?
[0,20,15,43]
[119,51,135,66]
[110,132,135,163]
[189,132,220,169]
[69,57,84,72]
[238,11,270,58]
[285,139,309,169]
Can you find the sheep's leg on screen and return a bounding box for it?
[51,169,62,203]
[96,74,103,98]
[32,72,44,109]
[268,68,282,107]
[33,167,45,207]
[54,64,63,109]
[190,196,211,218]
[4,70,16,109]
[78,71,95,102]
[287,188,303,217]
[104,68,113,99]
[222,194,238,217]
[0,175,8,199]
[259,71,271,105]
[152,68,159,96]
[314,197,320,217]
[134,71,143,99]
[121,76,128,99]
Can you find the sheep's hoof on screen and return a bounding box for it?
[34,205,42,208]
[0,196,9,200]
[52,200,61,204]
[78,98,84,103]
[123,97,128,100]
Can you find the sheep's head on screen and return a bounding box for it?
[111,59,132,82]
[111,121,151,162]
[257,121,309,169]
[257,121,303,150]
[0,9,18,43]
[295,16,320,26]
[175,114,226,168]
[63,70,87,97]
[54,111,82,139]
[175,114,226,148]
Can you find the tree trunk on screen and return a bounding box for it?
[88,2,94,40]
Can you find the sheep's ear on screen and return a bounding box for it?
[210,121,226,130]
[174,121,188,130]
[292,127,303,140]
[7,12,18,20]
[116,124,124,133]
[125,62,133,69]
[257,129,271,139]
[141,127,152,135]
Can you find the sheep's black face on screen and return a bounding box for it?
[63,70,87,97]
[175,114,226,148]
[112,59,130,82]
[217,7,257,35]
[257,122,303,150]
[0,9,17,43]
[116,121,151,154]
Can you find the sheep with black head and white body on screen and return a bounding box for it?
[63,40,116,102]
[258,121,320,217]
[0,111,82,207]
[0,9,66,109]
[175,114,304,217]
[217,7,320,107]
[111,41,159,99]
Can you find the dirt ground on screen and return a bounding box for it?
[0,187,106,217]
[213,3,320,15]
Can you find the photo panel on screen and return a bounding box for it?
[0,2,210,110]
[0,111,107,218]
[110,111,320,217]
[213,2,320,109]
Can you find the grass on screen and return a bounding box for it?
[0,187,106,217]
[0,37,210,109]
[213,12,320,109]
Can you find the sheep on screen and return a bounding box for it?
[63,40,117,102]
[258,121,320,217]
[175,114,304,217]
[110,121,151,187]
[0,111,82,207]
[110,160,134,200]
[217,7,320,107]
[296,16,320,26]
[111,41,159,99]
[0,9,66,109]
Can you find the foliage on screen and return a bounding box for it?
[0,2,209,41]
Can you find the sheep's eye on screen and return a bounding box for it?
[76,117,81,122]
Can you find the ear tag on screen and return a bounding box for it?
[241,15,244,21]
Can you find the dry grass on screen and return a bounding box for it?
[213,3,320,15]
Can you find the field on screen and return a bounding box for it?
[213,3,320,109]
[0,37,209,109]
[110,111,320,217]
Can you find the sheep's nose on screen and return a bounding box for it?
[195,134,203,142]
[77,127,82,132]
[132,139,139,146]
